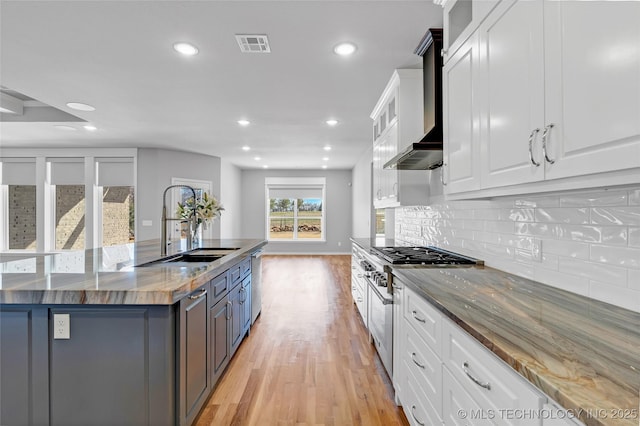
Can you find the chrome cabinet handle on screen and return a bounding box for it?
[357,297,363,303]
[441,163,447,186]
[188,288,207,300]
[463,361,491,390]
[226,301,232,320]
[528,128,541,166]
[352,285,357,291]
[392,182,398,197]
[411,352,425,369]
[376,189,382,200]
[411,405,425,426]
[542,123,555,164]
[412,310,426,323]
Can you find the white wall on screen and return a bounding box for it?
[219,159,242,239]
[137,148,222,241]
[395,169,640,313]
[351,145,373,239]
[241,169,352,254]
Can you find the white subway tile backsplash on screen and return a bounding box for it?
[590,245,640,269]
[535,208,589,224]
[396,185,640,312]
[630,228,640,248]
[590,207,640,226]
[629,269,640,291]
[542,239,590,260]
[558,257,627,287]
[559,190,628,207]
[503,208,535,222]
[589,280,640,312]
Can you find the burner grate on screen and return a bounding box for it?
[370,246,481,265]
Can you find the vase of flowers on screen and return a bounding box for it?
[176,192,224,244]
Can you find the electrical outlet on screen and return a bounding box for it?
[53,314,70,339]
[531,238,542,262]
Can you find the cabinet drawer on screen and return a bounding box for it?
[404,286,442,358]
[228,262,242,287]
[210,271,229,307]
[403,318,443,417]
[404,365,443,426]
[443,321,544,425]
[443,367,492,426]
[240,257,251,279]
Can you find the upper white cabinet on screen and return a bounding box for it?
[442,31,482,193]
[443,0,501,64]
[371,70,429,209]
[444,0,640,197]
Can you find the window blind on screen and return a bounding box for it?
[0,158,36,185]
[47,157,85,185]
[96,157,134,186]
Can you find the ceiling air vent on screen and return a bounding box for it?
[235,34,271,53]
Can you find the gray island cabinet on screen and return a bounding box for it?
[0,239,266,426]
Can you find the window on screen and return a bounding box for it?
[1,158,37,251]
[1,150,137,252]
[96,158,135,247]
[266,177,325,241]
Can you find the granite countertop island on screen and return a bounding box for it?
[0,238,266,305]
[350,238,639,426]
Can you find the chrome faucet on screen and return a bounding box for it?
[161,185,197,256]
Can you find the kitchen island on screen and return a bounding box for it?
[0,238,266,426]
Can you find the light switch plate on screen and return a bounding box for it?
[53,313,70,339]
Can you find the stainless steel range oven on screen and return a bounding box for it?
[359,245,483,379]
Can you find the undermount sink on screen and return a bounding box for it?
[135,248,239,267]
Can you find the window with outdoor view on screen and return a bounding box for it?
[266,177,325,241]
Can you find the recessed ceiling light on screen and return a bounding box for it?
[242,146,251,151]
[66,102,95,111]
[237,119,250,126]
[324,146,332,151]
[322,157,329,161]
[254,156,261,161]
[263,165,269,169]
[333,42,357,56]
[83,125,97,131]
[326,119,338,126]
[54,125,77,131]
[173,42,199,56]
[322,165,328,169]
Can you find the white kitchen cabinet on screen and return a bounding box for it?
[541,402,585,426]
[371,70,429,209]
[478,0,546,189]
[396,284,546,426]
[444,0,640,197]
[351,245,368,327]
[443,0,501,65]
[442,30,482,193]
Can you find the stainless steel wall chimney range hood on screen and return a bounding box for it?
[384,28,443,170]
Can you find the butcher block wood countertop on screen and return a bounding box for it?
[0,239,266,305]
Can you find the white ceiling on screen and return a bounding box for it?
[0,1,443,170]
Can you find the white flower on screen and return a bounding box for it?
[176,192,224,224]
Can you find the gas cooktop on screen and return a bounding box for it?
[369,246,483,265]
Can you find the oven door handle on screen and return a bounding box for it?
[367,280,393,305]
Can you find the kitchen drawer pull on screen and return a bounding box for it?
[463,361,491,390]
[528,128,541,166]
[188,288,207,300]
[376,189,382,200]
[357,297,363,303]
[411,310,426,323]
[411,352,425,369]
[542,123,555,164]
[411,405,425,426]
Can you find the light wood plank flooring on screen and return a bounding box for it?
[195,255,409,426]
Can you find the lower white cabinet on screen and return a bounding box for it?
[541,403,585,426]
[396,282,550,426]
